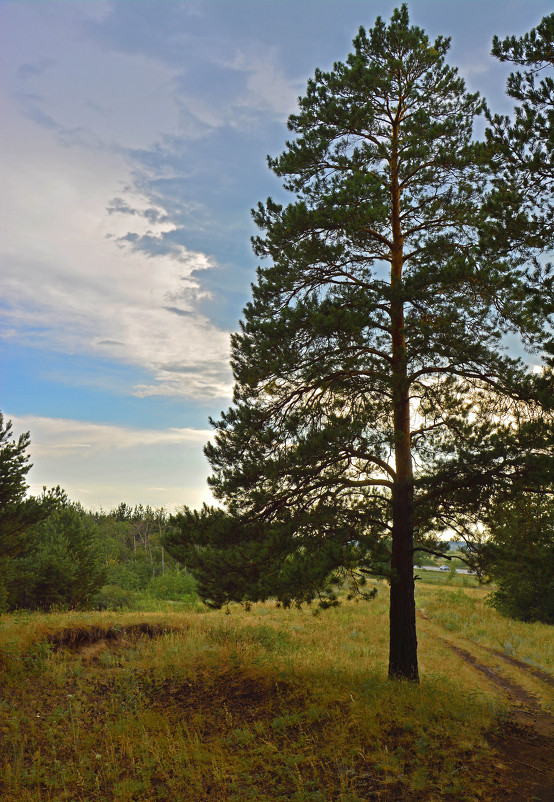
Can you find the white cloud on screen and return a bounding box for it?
[1,3,307,407]
[227,46,302,120]
[12,415,212,457]
[1,101,233,399]
[169,43,301,136]
[1,4,237,401]
[11,414,215,511]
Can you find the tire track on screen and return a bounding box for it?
[479,644,554,689]
[418,611,554,801]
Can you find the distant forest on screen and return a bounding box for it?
[1,491,199,614]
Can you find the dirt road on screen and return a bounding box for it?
[419,611,554,801]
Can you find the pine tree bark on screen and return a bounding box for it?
[388,132,418,681]
[388,327,418,680]
[389,477,418,680]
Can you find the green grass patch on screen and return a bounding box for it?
[415,568,480,588]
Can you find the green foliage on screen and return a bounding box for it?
[485,12,554,318]
[90,503,191,607]
[0,417,194,612]
[6,498,107,611]
[0,413,54,569]
[489,12,554,205]
[60,502,202,611]
[146,569,197,601]
[93,584,137,610]
[0,412,30,515]
[105,552,154,590]
[165,505,384,609]
[483,495,554,623]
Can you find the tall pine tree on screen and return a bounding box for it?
[484,11,554,276]
[0,413,53,561]
[168,6,554,681]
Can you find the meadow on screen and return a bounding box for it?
[0,576,552,801]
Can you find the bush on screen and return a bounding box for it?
[484,495,554,624]
[146,570,197,601]
[105,553,157,590]
[93,584,136,611]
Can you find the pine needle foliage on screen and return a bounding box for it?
[0,413,55,573]
[488,11,554,204]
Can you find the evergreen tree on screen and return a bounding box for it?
[0,412,53,565]
[481,493,554,624]
[169,7,554,681]
[486,12,554,244]
[7,494,107,611]
[490,13,553,186]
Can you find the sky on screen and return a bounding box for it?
[1,0,552,512]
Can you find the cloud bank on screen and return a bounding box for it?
[1,72,233,399]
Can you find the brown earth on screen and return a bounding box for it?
[46,620,182,649]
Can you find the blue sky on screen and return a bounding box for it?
[1,0,551,511]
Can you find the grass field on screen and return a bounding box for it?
[0,578,552,801]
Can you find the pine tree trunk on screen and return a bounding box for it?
[388,133,419,681]
[388,338,418,681]
[389,480,418,680]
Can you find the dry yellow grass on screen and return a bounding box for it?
[0,580,550,801]
[415,583,554,673]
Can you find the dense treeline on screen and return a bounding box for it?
[89,502,198,610]
[3,497,198,613]
[0,421,198,613]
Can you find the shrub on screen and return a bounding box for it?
[93,584,136,611]
[146,570,197,601]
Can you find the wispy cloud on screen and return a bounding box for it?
[2,3,291,401]
[1,100,233,399]
[12,414,211,457]
[16,57,56,82]
[10,414,214,511]
[225,45,302,120]
[83,1,301,134]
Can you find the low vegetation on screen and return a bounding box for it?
[1,577,552,802]
[416,583,554,673]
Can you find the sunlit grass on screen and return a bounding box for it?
[415,568,480,588]
[1,582,546,801]
[415,582,554,672]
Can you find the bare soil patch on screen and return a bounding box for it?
[46,621,182,650]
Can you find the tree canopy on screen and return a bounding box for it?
[5,494,107,612]
[478,492,554,624]
[487,12,554,235]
